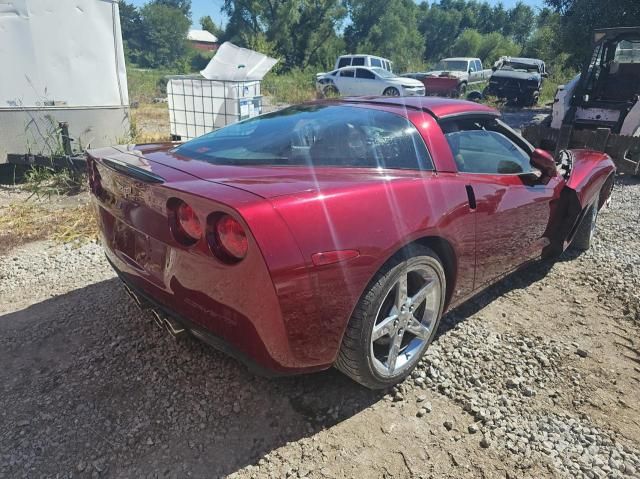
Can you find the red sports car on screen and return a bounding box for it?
[87,97,615,389]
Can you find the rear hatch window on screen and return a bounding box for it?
[174,105,434,171]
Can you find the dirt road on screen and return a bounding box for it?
[1,112,639,478]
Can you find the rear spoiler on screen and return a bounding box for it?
[99,157,165,184]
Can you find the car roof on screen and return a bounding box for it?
[502,57,544,65]
[324,97,498,120]
[441,57,475,62]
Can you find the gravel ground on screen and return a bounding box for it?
[1,152,639,476]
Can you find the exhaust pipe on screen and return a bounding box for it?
[151,310,187,338]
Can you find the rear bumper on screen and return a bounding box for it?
[109,256,287,377]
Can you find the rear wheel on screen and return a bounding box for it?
[335,246,446,389]
[571,194,599,251]
[383,87,400,97]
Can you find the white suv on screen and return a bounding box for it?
[335,55,393,73]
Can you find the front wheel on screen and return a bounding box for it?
[383,87,400,96]
[335,246,446,389]
[322,85,339,98]
[457,82,467,97]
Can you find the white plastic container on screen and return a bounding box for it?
[167,77,262,140]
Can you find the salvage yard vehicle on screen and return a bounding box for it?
[316,67,425,97]
[335,54,393,72]
[88,97,615,389]
[407,57,491,97]
[483,57,547,106]
[523,27,640,176]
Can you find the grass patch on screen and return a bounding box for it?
[128,68,178,103]
[0,201,98,253]
[130,103,172,144]
[22,167,86,198]
[262,69,317,105]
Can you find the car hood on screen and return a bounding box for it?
[386,77,424,87]
[491,70,540,81]
[97,143,421,199]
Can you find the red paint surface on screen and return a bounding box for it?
[87,98,615,374]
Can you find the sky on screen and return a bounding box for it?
[129,0,546,29]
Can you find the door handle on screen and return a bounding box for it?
[465,185,477,210]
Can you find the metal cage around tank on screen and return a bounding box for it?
[167,76,263,141]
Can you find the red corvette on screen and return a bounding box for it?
[87,97,615,389]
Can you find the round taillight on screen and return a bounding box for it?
[213,214,248,261]
[177,202,202,240]
[169,199,202,245]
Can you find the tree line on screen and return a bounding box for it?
[120,0,640,73]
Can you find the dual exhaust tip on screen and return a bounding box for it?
[121,280,188,339]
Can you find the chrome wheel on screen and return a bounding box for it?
[383,87,400,96]
[370,265,442,377]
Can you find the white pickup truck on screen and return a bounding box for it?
[421,57,492,96]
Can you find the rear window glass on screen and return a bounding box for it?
[175,105,434,171]
[371,58,382,67]
[337,57,351,68]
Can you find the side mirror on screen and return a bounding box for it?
[491,66,497,72]
[530,148,557,179]
[542,72,549,78]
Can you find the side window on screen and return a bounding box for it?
[352,57,365,66]
[468,61,477,72]
[356,68,375,79]
[370,58,382,68]
[340,69,355,78]
[475,60,482,71]
[337,58,351,68]
[441,120,532,174]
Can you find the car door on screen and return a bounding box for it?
[355,68,380,95]
[468,60,479,83]
[335,69,356,95]
[474,60,484,80]
[440,116,564,288]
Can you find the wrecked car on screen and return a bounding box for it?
[484,57,547,106]
[88,97,615,390]
[523,27,640,176]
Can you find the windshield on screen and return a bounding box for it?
[614,40,640,63]
[371,67,395,78]
[499,61,539,73]
[174,105,433,170]
[434,60,468,71]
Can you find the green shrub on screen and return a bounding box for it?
[262,68,318,105]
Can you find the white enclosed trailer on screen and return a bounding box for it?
[0,0,129,163]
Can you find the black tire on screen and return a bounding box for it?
[335,245,446,389]
[323,85,339,98]
[571,195,599,251]
[457,82,467,97]
[383,87,400,97]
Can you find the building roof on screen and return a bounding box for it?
[187,29,218,43]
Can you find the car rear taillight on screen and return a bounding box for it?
[168,199,202,245]
[208,214,248,262]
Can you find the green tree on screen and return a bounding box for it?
[346,0,424,71]
[200,15,224,40]
[119,1,144,62]
[506,2,535,45]
[450,29,520,65]
[151,0,191,18]
[545,0,640,66]
[222,1,346,70]
[139,3,191,68]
